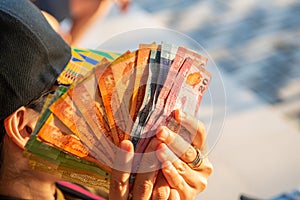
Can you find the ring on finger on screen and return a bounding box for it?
[187,148,203,169]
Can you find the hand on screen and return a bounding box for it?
[154,110,213,199]
[132,137,182,200]
[109,140,134,200]
[133,110,213,199]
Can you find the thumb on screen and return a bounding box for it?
[109,140,134,200]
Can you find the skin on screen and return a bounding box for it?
[0,107,59,199]
[115,110,213,200]
[41,11,72,44]
[0,107,212,199]
[68,0,130,46]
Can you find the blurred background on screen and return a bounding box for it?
[33,0,300,199]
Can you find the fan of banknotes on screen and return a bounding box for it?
[24,42,211,195]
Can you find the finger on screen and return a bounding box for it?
[109,140,134,200]
[169,189,180,200]
[156,143,197,185]
[174,109,206,149]
[156,143,212,190]
[199,157,214,178]
[156,126,197,163]
[152,171,170,200]
[161,161,189,194]
[133,138,161,200]
[156,127,212,175]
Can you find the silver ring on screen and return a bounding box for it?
[187,148,203,169]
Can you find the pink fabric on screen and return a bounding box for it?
[57,181,106,200]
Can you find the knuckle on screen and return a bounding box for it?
[155,188,169,200]
[181,188,195,200]
[197,120,206,135]
[197,120,206,132]
[148,138,160,151]
[165,129,175,143]
[206,163,214,175]
[202,159,214,175]
[200,179,208,191]
[183,145,196,162]
[172,179,184,190]
[136,180,154,194]
[110,176,127,191]
[176,161,188,175]
[195,177,208,192]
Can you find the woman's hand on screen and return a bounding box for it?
[133,110,213,199]
[154,110,213,199]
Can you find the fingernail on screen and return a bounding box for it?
[120,140,132,152]
[156,143,169,162]
[156,127,169,141]
[162,161,171,168]
[174,109,181,122]
[174,109,185,122]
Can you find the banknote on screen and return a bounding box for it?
[156,46,208,108]
[133,43,178,165]
[57,48,121,85]
[37,113,89,158]
[71,73,115,162]
[154,42,178,103]
[130,43,157,124]
[172,61,212,116]
[135,58,194,155]
[143,48,161,115]
[27,122,111,181]
[163,59,211,145]
[140,43,178,137]
[129,44,159,147]
[163,58,195,115]
[155,58,211,130]
[43,86,107,160]
[175,46,208,69]
[26,85,69,144]
[24,149,111,188]
[111,51,137,137]
[49,85,112,163]
[138,47,184,134]
[25,43,212,193]
[25,86,111,191]
[137,46,209,153]
[97,51,137,145]
[49,92,81,137]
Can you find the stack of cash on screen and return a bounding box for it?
[24,42,211,195]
